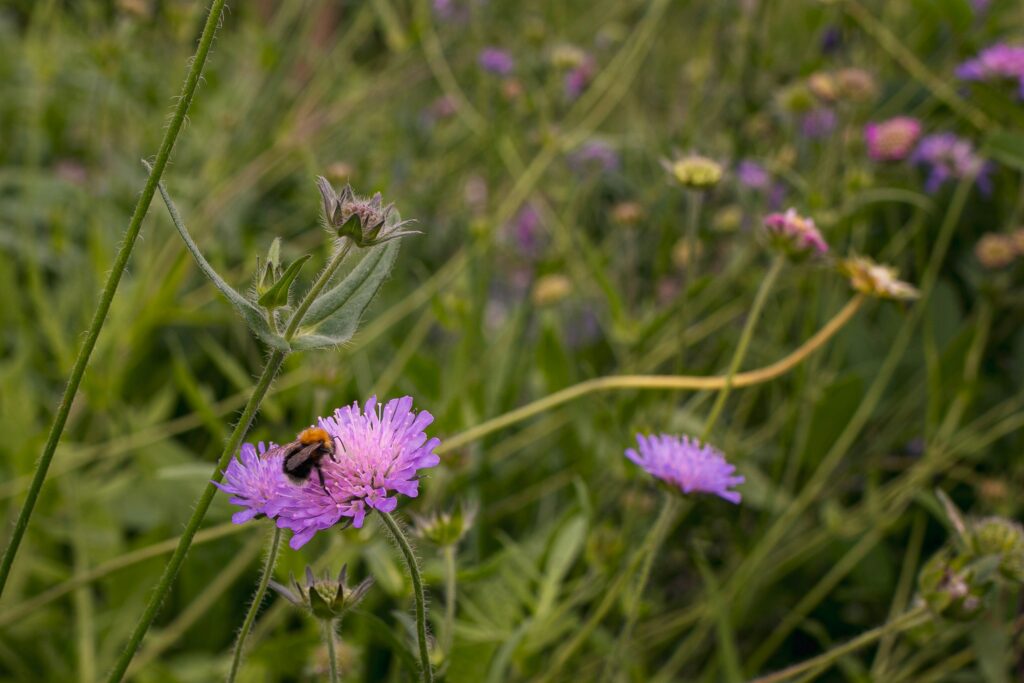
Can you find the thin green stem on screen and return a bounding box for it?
[227,526,283,683]
[701,254,785,442]
[104,350,286,683]
[323,620,340,683]
[442,545,457,658]
[749,607,929,683]
[0,0,229,599]
[283,239,354,340]
[378,511,434,683]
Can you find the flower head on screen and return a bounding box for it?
[975,233,1019,270]
[735,160,771,191]
[839,255,920,300]
[270,564,373,621]
[478,47,515,76]
[214,442,292,524]
[912,133,992,194]
[864,117,923,162]
[315,178,418,247]
[763,208,829,257]
[414,501,478,547]
[662,154,724,189]
[564,56,596,101]
[275,397,441,549]
[800,108,837,139]
[625,434,743,504]
[568,140,619,173]
[956,43,1024,99]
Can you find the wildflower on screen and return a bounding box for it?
[763,208,829,256]
[564,56,596,101]
[532,274,572,306]
[478,47,515,76]
[274,397,441,549]
[214,442,291,524]
[800,108,837,139]
[911,133,992,194]
[550,44,588,69]
[270,565,373,621]
[662,154,724,189]
[713,206,743,233]
[807,71,838,103]
[956,43,1024,99]
[626,434,743,504]
[315,178,418,247]
[507,204,544,257]
[611,201,646,227]
[974,233,1018,269]
[864,117,922,162]
[568,140,619,173]
[735,160,771,191]
[835,68,877,103]
[414,501,477,547]
[672,238,703,268]
[839,255,920,300]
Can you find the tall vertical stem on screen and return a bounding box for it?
[323,620,340,683]
[227,526,283,683]
[442,545,457,657]
[379,511,434,683]
[0,0,230,599]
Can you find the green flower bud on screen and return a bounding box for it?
[270,564,373,622]
[414,502,477,547]
[662,155,723,190]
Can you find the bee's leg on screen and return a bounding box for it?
[316,466,329,493]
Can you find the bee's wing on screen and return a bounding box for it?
[283,442,321,472]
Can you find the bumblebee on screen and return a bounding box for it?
[277,427,336,491]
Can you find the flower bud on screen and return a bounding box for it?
[414,501,477,547]
[975,233,1018,270]
[270,564,373,622]
[316,177,418,247]
[972,517,1024,582]
[763,208,829,258]
[838,255,920,300]
[662,154,723,190]
[532,274,573,306]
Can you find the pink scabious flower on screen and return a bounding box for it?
[275,397,441,549]
[864,117,922,162]
[763,208,829,256]
[626,434,743,504]
[956,43,1024,99]
[214,442,291,525]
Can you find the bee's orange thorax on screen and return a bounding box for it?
[298,427,331,446]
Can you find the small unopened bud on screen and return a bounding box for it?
[662,154,723,190]
[611,201,645,227]
[972,517,1024,582]
[414,501,478,547]
[807,72,839,103]
[975,233,1018,270]
[532,274,573,306]
[835,68,877,103]
[270,564,373,622]
[763,208,829,258]
[316,177,418,247]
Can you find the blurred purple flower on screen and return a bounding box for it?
[568,140,619,173]
[215,442,291,525]
[800,108,837,139]
[820,26,843,54]
[864,116,922,162]
[969,0,991,12]
[763,208,829,256]
[478,47,515,76]
[912,133,993,194]
[957,43,1024,98]
[564,57,595,101]
[626,434,743,504]
[735,160,771,190]
[508,204,544,257]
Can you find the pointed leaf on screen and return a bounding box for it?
[291,240,400,350]
[146,163,288,351]
[258,254,311,308]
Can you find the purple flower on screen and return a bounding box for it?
[215,442,291,525]
[735,160,771,190]
[956,43,1024,98]
[478,48,515,76]
[864,117,922,162]
[507,203,544,257]
[275,397,441,549]
[912,133,992,194]
[564,57,595,101]
[568,140,620,173]
[800,108,837,139]
[626,434,743,504]
[763,208,829,256]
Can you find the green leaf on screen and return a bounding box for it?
[290,240,400,350]
[534,515,587,620]
[147,163,288,351]
[983,130,1024,172]
[257,254,311,309]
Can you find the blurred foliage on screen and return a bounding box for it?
[1,0,1024,681]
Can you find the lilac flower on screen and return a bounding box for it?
[626,434,743,504]
[564,57,595,101]
[763,208,829,256]
[568,140,620,173]
[275,397,441,549]
[478,48,515,76]
[800,108,837,139]
[735,160,771,191]
[215,442,291,524]
[864,117,922,162]
[912,133,992,194]
[956,43,1024,99]
[507,203,544,257]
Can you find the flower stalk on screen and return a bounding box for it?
[227,526,283,683]
[379,511,435,683]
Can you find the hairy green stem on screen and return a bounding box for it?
[283,239,354,339]
[442,545,457,658]
[701,254,785,441]
[0,0,229,599]
[379,511,434,683]
[227,526,283,683]
[323,620,340,683]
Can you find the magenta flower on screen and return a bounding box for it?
[763,208,829,256]
[275,397,441,549]
[478,48,515,76]
[800,108,837,139]
[864,117,922,162]
[912,133,992,194]
[564,56,595,101]
[568,140,620,173]
[626,434,743,504]
[214,442,291,524]
[956,43,1024,99]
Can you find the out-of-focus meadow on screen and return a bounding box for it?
[2,0,1024,681]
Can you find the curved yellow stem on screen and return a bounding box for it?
[437,296,864,455]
